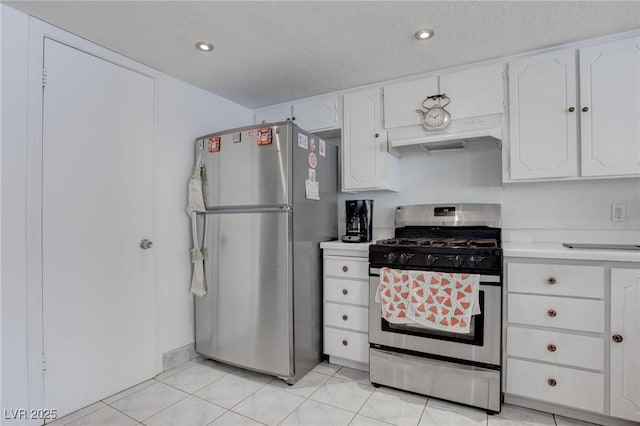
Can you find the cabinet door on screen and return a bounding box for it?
[255,103,292,124]
[342,88,388,190]
[580,37,640,177]
[610,268,640,422]
[440,63,504,119]
[293,93,340,132]
[508,50,578,179]
[383,76,438,129]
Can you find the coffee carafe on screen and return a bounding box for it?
[342,200,373,243]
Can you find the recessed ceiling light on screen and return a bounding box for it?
[415,29,434,40]
[195,42,214,52]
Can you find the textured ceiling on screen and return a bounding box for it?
[5,1,640,108]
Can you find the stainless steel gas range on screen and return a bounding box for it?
[368,203,503,413]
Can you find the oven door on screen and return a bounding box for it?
[368,267,501,366]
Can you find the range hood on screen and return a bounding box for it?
[387,113,502,155]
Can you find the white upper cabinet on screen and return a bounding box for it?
[610,268,640,422]
[507,35,640,181]
[383,76,438,129]
[255,103,292,125]
[439,64,504,119]
[342,88,397,191]
[383,64,504,129]
[508,49,579,180]
[254,93,340,133]
[293,93,340,132]
[580,37,640,177]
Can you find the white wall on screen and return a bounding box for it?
[0,5,253,421]
[1,5,31,422]
[155,75,252,354]
[337,147,640,241]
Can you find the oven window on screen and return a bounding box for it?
[381,291,485,346]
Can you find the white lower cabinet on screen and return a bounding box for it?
[507,358,604,413]
[506,260,606,415]
[321,245,370,371]
[506,259,640,423]
[610,268,640,422]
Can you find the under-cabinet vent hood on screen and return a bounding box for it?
[387,114,502,154]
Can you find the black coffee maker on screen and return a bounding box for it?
[342,200,373,243]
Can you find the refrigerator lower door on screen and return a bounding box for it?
[195,210,293,377]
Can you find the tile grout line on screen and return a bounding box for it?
[415,396,431,426]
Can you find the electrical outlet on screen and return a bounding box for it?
[611,204,626,223]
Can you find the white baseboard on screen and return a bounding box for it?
[162,343,196,371]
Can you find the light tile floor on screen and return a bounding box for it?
[49,359,599,426]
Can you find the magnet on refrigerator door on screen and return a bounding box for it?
[298,133,308,149]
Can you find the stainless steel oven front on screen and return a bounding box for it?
[368,267,502,367]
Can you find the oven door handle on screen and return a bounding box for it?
[369,268,500,283]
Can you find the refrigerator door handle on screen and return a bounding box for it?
[199,205,294,215]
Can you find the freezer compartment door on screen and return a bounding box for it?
[202,124,291,207]
[195,210,293,377]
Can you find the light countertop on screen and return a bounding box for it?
[320,240,372,251]
[503,241,640,263]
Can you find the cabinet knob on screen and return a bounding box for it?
[547,309,557,318]
[582,106,589,112]
[612,334,623,343]
[342,288,348,295]
[342,265,349,272]
[547,344,557,352]
[568,107,575,112]
[546,276,557,285]
[374,133,380,138]
[342,339,348,346]
[292,116,296,121]
[547,378,557,387]
[342,314,348,321]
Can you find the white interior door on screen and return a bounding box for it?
[42,38,156,417]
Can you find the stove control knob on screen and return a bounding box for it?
[467,255,484,267]
[386,252,398,263]
[425,254,438,266]
[453,255,465,267]
[398,253,412,264]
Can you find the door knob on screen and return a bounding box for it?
[547,344,557,352]
[568,107,575,112]
[547,378,557,387]
[139,239,153,249]
[612,334,623,343]
[547,309,557,318]
[582,106,589,112]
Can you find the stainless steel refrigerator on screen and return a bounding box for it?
[194,122,338,384]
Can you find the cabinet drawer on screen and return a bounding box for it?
[508,263,604,298]
[507,358,604,413]
[507,326,604,370]
[325,302,368,332]
[324,327,368,364]
[325,256,368,279]
[508,294,604,333]
[324,278,369,306]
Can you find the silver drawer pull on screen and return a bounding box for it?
[342,314,348,321]
[546,276,557,285]
[342,339,348,346]
[547,344,557,352]
[342,265,349,273]
[547,378,557,387]
[342,288,348,295]
[547,309,557,318]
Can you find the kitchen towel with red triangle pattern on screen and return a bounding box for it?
[377,267,480,333]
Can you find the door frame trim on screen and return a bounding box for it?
[26,18,160,421]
